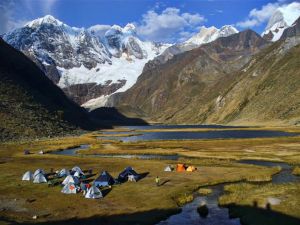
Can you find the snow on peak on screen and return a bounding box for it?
[219,25,239,37]
[262,2,300,41]
[108,25,123,33]
[278,2,300,26]
[185,25,238,46]
[3,15,169,108]
[26,15,64,28]
[123,23,136,34]
[88,25,111,38]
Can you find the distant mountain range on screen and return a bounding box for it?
[111,17,300,126]
[3,8,299,109]
[2,8,300,127]
[2,15,170,105]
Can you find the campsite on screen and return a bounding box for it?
[1,128,300,225]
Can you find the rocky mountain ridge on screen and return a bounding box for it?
[3,15,169,105]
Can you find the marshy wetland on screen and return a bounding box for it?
[0,125,300,225]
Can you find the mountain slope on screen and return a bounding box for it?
[3,15,169,105]
[112,30,269,123]
[201,36,300,125]
[0,38,93,141]
[113,26,300,126]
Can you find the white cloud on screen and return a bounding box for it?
[0,0,28,34]
[237,2,279,28]
[23,0,58,15]
[236,1,300,29]
[43,0,58,14]
[136,7,206,42]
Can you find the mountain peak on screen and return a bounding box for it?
[220,25,238,34]
[262,2,300,42]
[26,15,64,28]
[123,23,136,34]
[185,25,238,46]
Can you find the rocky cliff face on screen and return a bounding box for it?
[280,17,300,40]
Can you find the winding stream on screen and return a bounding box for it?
[157,160,299,225]
[50,145,179,160]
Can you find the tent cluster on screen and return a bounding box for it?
[21,166,141,199]
[22,169,47,183]
[164,164,197,172]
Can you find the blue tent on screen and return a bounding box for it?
[94,171,115,187]
[117,167,139,181]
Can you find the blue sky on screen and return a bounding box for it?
[0,0,299,42]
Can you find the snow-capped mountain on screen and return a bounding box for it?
[262,2,300,41]
[142,25,238,70]
[185,25,238,45]
[3,15,169,105]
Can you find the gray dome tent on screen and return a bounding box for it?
[33,173,47,183]
[164,165,173,172]
[61,183,78,194]
[62,175,80,186]
[33,169,45,177]
[22,171,33,181]
[71,166,84,175]
[85,185,103,199]
[58,168,70,177]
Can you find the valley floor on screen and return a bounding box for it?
[0,126,300,225]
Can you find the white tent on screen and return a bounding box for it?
[58,168,70,177]
[62,175,79,186]
[33,173,47,183]
[85,186,103,199]
[74,171,81,178]
[33,169,45,177]
[128,175,138,182]
[22,171,33,181]
[61,183,77,194]
[71,166,84,175]
[39,150,44,154]
[164,166,173,172]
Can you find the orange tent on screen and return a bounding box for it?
[186,166,196,172]
[176,164,186,172]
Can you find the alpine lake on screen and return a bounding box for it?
[0,125,300,225]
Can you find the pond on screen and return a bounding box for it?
[100,128,298,142]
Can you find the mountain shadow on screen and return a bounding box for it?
[90,107,148,126]
[0,208,180,225]
[2,204,300,225]
[228,203,300,225]
[0,38,109,141]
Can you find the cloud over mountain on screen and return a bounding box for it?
[237,1,300,28]
[136,7,206,42]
